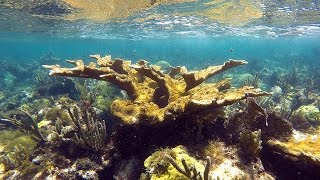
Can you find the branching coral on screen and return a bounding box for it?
[43,54,269,125]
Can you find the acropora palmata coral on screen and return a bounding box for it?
[43,54,269,125]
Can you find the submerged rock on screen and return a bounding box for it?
[291,105,320,125]
[262,129,320,179]
[142,145,274,180]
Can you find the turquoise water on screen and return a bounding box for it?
[1,33,319,67]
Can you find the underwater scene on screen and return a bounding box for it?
[0,0,320,179]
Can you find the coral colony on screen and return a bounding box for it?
[0,54,319,179]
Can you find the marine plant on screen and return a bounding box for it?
[43,54,269,126]
[33,68,78,98]
[239,130,262,158]
[0,144,27,171]
[166,154,211,180]
[67,102,108,152]
[44,107,70,123]
[73,79,98,104]
[142,146,211,180]
[200,141,227,167]
[242,73,259,88]
[0,109,45,143]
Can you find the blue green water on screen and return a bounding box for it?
[1,32,319,68]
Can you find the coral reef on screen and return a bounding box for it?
[166,154,211,180]
[33,69,78,98]
[2,52,319,179]
[225,98,293,143]
[43,54,269,125]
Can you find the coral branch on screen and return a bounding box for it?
[181,60,247,91]
[43,55,269,125]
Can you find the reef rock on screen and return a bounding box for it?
[291,105,320,125]
[43,55,269,125]
[262,129,320,179]
[141,145,274,180]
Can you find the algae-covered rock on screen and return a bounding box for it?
[0,163,4,174]
[37,120,52,128]
[262,128,320,179]
[142,145,255,180]
[292,105,320,124]
[143,146,205,180]
[44,107,70,123]
[0,131,40,179]
[0,130,37,152]
[240,130,262,158]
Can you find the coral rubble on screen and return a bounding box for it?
[43,55,269,125]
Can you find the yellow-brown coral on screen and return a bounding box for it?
[43,54,269,125]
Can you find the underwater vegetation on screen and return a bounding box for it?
[0,53,320,179]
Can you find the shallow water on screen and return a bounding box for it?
[0,0,320,179]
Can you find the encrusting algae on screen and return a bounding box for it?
[43,54,269,125]
[268,128,320,159]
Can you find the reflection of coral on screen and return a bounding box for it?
[62,0,196,21]
[43,55,268,125]
[195,0,262,25]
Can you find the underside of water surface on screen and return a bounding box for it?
[0,0,320,180]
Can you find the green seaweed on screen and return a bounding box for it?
[1,109,45,143]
